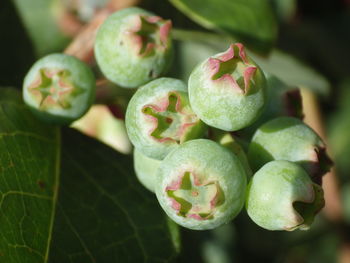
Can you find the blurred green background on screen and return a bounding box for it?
[1,0,350,262]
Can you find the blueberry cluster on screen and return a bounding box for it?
[22,7,331,231]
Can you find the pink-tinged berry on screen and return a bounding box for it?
[94,7,173,88]
[155,139,247,230]
[125,78,206,160]
[188,43,267,131]
[23,53,95,124]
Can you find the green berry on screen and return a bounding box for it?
[125,78,206,160]
[155,139,247,230]
[242,74,303,138]
[23,53,95,125]
[94,7,173,88]
[188,43,267,131]
[246,160,324,231]
[216,132,252,178]
[248,117,332,180]
[133,149,161,192]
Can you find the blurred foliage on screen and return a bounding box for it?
[0,0,35,88]
[12,0,70,57]
[270,0,297,22]
[342,183,350,224]
[278,1,350,85]
[169,0,277,54]
[328,80,350,180]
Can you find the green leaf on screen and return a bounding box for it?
[169,0,277,54]
[49,128,177,262]
[0,88,60,261]
[0,88,178,262]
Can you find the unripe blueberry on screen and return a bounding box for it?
[23,53,95,125]
[94,7,173,88]
[248,117,332,180]
[125,78,206,160]
[242,74,303,138]
[188,43,267,131]
[133,149,161,193]
[216,132,252,178]
[246,160,324,231]
[155,139,247,230]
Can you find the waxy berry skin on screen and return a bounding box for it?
[155,139,247,230]
[23,53,95,125]
[246,160,324,231]
[188,43,267,131]
[133,149,161,193]
[125,78,206,160]
[248,117,331,179]
[94,7,173,88]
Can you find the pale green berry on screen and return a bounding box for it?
[242,74,303,138]
[248,117,332,180]
[133,149,161,192]
[188,43,267,131]
[125,78,206,160]
[155,139,247,230]
[94,7,173,88]
[246,160,324,231]
[215,132,252,178]
[23,53,95,125]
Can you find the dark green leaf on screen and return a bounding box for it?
[0,88,178,262]
[49,128,177,262]
[169,0,277,54]
[0,88,59,262]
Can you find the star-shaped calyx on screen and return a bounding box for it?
[131,15,172,57]
[166,172,224,220]
[29,68,83,109]
[209,43,257,95]
[142,92,200,143]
